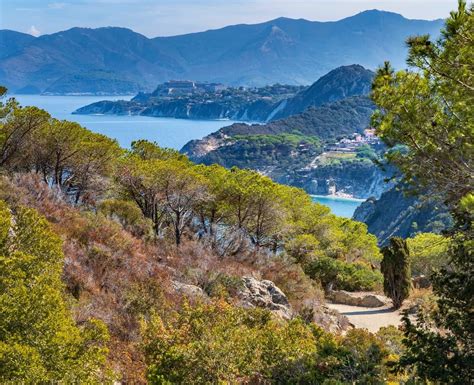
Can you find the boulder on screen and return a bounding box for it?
[328,290,387,308]
[172,281,207,298]
[311,305,353,333]
[238,276,293,319]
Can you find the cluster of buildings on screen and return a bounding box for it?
[325,129,379,153]
[155,80,228,96]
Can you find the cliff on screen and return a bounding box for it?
[293,161,388,198]
[353,186,452,245]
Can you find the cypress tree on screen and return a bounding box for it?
[381,237,411,309]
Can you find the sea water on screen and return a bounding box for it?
[11,94,232,150]
[311,195,364,218]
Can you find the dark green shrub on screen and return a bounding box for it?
[305,257,383,292]
[98,199,154,237]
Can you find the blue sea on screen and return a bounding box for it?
[10,94,364,218]
[11,94,232,150]
[311,195,364,218]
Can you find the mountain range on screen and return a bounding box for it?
[0,10,443,93]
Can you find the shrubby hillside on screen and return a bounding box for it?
[354,185,453,245]
[0,87,396,383]
[0,3,471,383]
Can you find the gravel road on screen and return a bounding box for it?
[326,302,403,332]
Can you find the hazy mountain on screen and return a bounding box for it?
[0,30,36,59]
[0,27,181,94]
[43,70,141,95]
[0,11,443,93]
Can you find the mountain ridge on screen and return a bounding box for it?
[0,11,444,93]
[269,65,374,120]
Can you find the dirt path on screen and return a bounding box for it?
[326,302,403,332]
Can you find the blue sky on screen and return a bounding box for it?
[1,0,458,37]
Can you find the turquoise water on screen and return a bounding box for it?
[10,95,232,150]
[311,195,364,218]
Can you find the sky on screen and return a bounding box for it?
[0,0,458,37]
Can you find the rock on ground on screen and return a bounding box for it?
[238,276,293,319]
[328,290,387,308]
[173,277,353,333]
[172,281,207,298]
[311,305,353,333]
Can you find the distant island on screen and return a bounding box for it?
[74,80,305,121]
[74,65,374,121]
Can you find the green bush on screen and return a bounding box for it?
[202,273,244,299]
[407,232,450,277]
[0,201,111,383]
[141,301,321,384]
[305,256,383,292]
[98,199,154,237]
[141,300,395,384]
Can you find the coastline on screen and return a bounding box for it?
[310,194,366,202]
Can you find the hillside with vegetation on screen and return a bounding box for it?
[0,2,472,384]
[269,64,374,120]
[0,85,396,383]
[0,12,443,93]
[74,81,305,121]
[182,95,387,198]
[354,185,453,245]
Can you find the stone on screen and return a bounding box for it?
[238,276,293,319]
[328,290,387,308]
[311,305,353,333]
[172,281,206,298]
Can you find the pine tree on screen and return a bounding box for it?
[371,1,473,381]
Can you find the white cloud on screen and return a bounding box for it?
[28,25,41,36]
